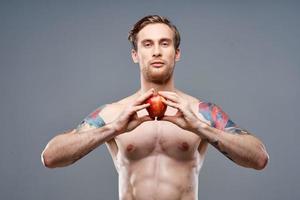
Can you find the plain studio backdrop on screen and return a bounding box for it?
[0,0,299,200]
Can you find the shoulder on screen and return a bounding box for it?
[175,89,200,105]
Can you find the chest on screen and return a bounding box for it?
[115,109,201,162]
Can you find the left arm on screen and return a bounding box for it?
[194,112,269,170]
[158,91,269,170]
[195,102,269,170]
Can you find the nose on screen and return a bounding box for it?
[152,45,162,57]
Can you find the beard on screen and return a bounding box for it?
[142,62,175,84]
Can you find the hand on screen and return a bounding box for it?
[112,88,154,135]
[158,91,209,133]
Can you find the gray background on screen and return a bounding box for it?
[1,0,299,199]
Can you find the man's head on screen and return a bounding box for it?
[128,15,181,84]
[128,15,181,51]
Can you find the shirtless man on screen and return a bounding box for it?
[41,15,269,200]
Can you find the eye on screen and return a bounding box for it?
[144,42,152,47]
[161,41,169,47]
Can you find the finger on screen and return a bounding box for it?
[174,109,183,117]
[131,112,139,120]
[138,115,153,122]
[131,115,153,129]
[159,115,177,124]
[134,88,155,106]
[161,98,180,109]
[158,92,179,103]
[133,103,151,112]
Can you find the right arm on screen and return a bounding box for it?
[41,107,117,168]
[41,88,154,168]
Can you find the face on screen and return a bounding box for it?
[131,23,180,84]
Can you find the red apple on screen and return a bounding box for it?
[145,93,167,120]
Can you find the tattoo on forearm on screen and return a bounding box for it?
[211,139,234,162]
[77,105,106,131]
[225,126,250,135]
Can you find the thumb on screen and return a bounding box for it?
[138,115,153,123]
[128,115,153,132]
[159,115,177,123]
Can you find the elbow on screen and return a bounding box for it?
[41,149,56,169]
[254,149,269,170]
[41,149,74,169]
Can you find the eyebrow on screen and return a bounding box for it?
[141,38,172,43]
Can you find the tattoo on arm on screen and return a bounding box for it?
[77,105,106,132]
[211,140,234,162]
[198,101,250,161]
[198,102,250,134]
[198,102,228,130]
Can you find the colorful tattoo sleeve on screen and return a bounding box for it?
[198,101,249,135]
[198,101,250,162]
[77,104,106,129]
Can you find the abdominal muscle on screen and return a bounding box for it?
[117,152,200,200]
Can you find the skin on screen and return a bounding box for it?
[41,23,269,200]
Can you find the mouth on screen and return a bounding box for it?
[150,60,165,68]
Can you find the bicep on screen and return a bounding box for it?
[198,101,249,135]
[76,104,107,133]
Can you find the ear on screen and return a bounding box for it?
[175,48,181,61]
[131,49,139,63]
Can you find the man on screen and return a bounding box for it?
[41,15,269,200]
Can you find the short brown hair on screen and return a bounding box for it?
[128,15,181,51]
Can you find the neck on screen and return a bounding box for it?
[138,74,176,94]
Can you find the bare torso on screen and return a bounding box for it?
[100,90,209,200]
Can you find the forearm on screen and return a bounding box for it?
[195,123,269,170]
[41,123,117,168]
